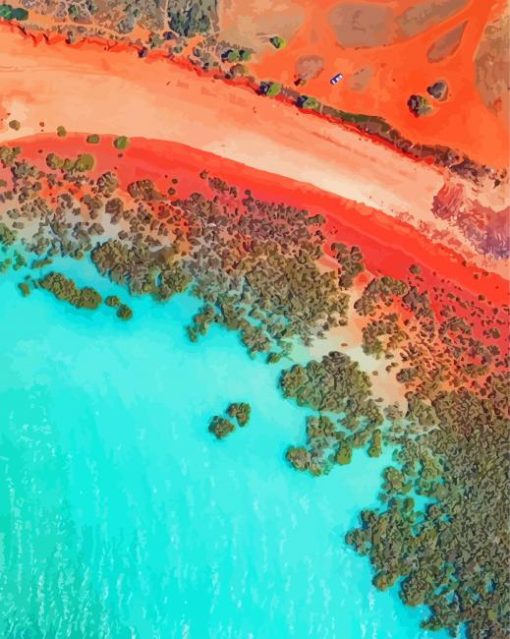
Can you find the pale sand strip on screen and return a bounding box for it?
[0,30,506,277]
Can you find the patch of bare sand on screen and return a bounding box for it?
[294,55,325,84]
[328,0,469,48]
[427,20,467,62]
[328,3,395,48]
[427,20,467,63]
[475,12,510,123]
[396,0,469,38]
[219,0,305,52]
[347,67,373,91]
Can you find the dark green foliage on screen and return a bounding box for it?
[280,352,383,473]
[86,134,100,144]
[45,153,63,170]
[367,429,383,457]
[372,571,398,591]
[297,95,320,110]
[354,276,409,316]
[269,36,286,49]
[116,304,133,320]
[266,351,283,364]
[13,251,26,271]
[259,81,282,97]
[74,153,95,171]
[31,257,53,269]
[0,4,28,20]
[91,239,191,299]
[0,145,20,167]
[362,313,408,359]
[208,403,251,440]
[0,222,16,246]
[335,440,353,465]
[113,136,129,151]
[127,179,162,201]
[80,287,103,309]
[234,247,348,350]
[348,385,510,638]
[408,95,432,117]
[333,242,365,289]
[18,281,31,297]
[38,272,102,310]
[45,152,94,172]
[286,446,310,471]
[105,295,121,307]
[186,304,216,340]
[223,49,240,63]
[208,415,235,440]
[281,352,382,425]
[168,0,216,37]
[227,402,251,426]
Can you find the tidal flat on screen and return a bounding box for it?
[0,139,507,638]
[0,260,444,639]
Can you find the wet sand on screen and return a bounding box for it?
[12,132,510,309]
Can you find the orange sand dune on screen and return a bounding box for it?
[1,24,506,279]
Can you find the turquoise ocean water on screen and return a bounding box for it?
[0,258,448,639]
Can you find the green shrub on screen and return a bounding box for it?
[209,416,235,439]
[270,36,286,49]
[266,82,282,97]
[105,295,121,307]
[113,136,129,150]
[0,5,28,20]
[74,153,95,172]
[117,304,133,320]
[227,402,251,426]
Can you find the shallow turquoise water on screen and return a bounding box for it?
[0,258,447,638]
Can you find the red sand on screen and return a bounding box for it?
[3,23,508,279]
[10,1,510,170]
[244,0,509,168]
[12,133,509,310]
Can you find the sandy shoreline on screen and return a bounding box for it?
[8,132,509,308]
[1,27,507,278]
[0,32,456,232]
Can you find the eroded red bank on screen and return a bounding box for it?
[11,133,510,316]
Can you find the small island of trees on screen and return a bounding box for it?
[227,402,251,426]
[38,272,102,310]
[208,402,252,439]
